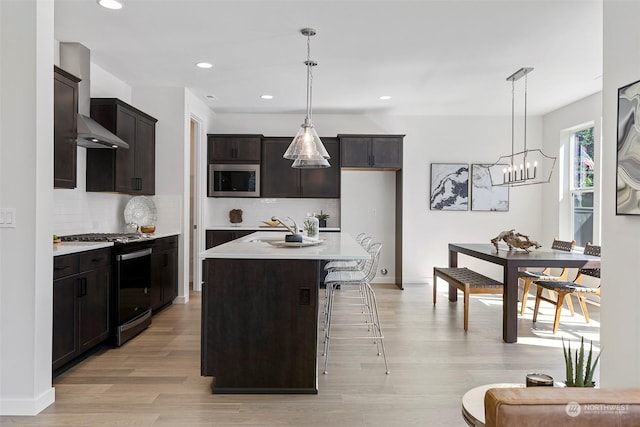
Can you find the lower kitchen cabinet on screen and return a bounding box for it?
[151,236,178,312]
[205,230,253,249]
[52,248,111,372]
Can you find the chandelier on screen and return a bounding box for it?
[283,28,330,168]
[489,67,556,187]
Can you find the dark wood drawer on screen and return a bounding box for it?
[53,254,79,279]
[78,248,111,271]
[153,235,178,252]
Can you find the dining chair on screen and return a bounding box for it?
[518,238,575,315]
[532,243,601,333]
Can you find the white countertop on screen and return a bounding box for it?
[208,225,341,232]
[53,231,180,256]
[53,241,114,256]
[201,231,368,260]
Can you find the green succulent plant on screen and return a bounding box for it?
[315,210,330,220]
[563,336,600,387]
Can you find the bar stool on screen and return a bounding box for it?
[323,234,371,272]
[321,236,372,326]
[323,242,389,375]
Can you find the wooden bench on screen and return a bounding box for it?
[433,267,503,331]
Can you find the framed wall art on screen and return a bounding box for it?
[617,78,640,215]
[430,163,468,210]
[471,164,509,211]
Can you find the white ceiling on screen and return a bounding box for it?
[54,0,603,117]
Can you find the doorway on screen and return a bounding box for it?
[189,116,203,292]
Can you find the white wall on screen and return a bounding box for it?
[600,1,640,388]
[541,92,602,245]
[341,170,396,281]
[134,87,217,300]
[187,90,217,291]
[0,0,55,415]
[213,113,546,284]
[134,87,189,302]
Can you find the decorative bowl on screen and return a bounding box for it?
[140,225,156,234]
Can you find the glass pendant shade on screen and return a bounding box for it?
[285,121,329,159]
[285,28,331,169]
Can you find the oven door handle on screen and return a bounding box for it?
[116,248,152,261]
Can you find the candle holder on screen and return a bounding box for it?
[526,373,554,387]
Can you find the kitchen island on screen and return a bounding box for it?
[200,232,369,394]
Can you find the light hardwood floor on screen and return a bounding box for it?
[1,283,600,426]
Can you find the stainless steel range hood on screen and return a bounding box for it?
[59,42,129,149]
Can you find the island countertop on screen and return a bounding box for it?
[201,231,369,260]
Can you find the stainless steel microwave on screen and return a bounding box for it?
[208,164,260,197]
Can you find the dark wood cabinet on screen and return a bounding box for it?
[52,274,79,368]
[78,264,111,352]
[339,134,404,170]
[54,66,80,189]
[202,258,320,393]
[261,137,340,198]
[86,98,157,195]
[150,236,178,312]
[208,134,262,163]
[53,248,111,372]
[205,230,253,249]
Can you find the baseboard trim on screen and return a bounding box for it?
[173,295,188,304]
[0,386,55,416]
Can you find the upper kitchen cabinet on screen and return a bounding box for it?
[208,134,262,163]
[54,66,81,189]
[261,137,340,198]
[339,134,404,170]
[86,98,158,195]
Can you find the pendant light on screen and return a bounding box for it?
[284,28,330,168]
[489,67,556,187]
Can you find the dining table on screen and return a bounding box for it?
[448,243,601,343]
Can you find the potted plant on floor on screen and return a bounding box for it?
[563,336,601,387]
[315,210,330,228]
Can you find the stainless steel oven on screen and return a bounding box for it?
[208,164,260,197]
[113,241,152,346]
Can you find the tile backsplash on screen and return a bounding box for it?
[205,198,340,229]
[53,190,181,236]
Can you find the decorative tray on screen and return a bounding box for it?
[266,239,324,248]
[261,220,282,227]
[124,196,157,226]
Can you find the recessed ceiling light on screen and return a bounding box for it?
[261,95,274,100]
[97,0,123,10]
[196,62,213,69]
[379,95,392,100]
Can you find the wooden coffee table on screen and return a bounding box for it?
[461,383,525,426]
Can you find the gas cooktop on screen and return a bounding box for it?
[60,233,152,244]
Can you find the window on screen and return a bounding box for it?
[570,127,595,247]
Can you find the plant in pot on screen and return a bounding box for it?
[563,336,601,387]
[315,210,330,228]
